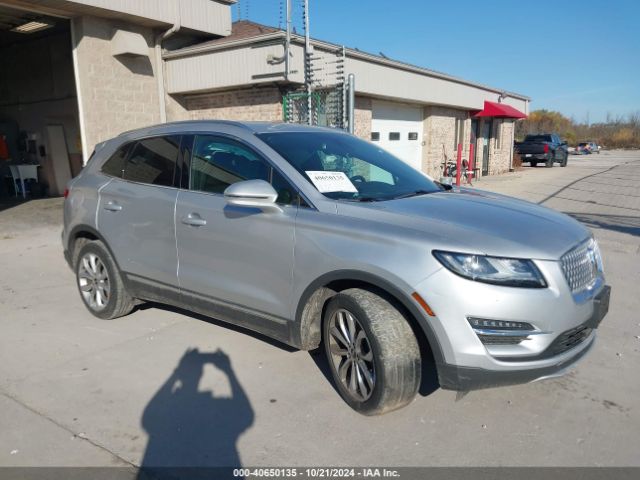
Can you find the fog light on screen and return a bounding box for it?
[467,317,536,345]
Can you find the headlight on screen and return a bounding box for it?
[433,251,547,288]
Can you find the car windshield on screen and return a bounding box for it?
[256,131,441,201]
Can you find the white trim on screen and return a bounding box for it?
[70,17,90,165]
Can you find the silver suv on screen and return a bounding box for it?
[63,121,610,415]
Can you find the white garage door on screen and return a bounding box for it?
[371,100,423,171]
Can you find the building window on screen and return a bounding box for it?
[371,132,380,141]
[408,132,418,141]
[494,120,502,149]
[389,132,400,141]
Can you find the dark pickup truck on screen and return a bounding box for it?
[515,134,569,167]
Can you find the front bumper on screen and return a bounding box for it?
[414,260,610,391]
[521,153,551,161]
[438,335,594,390]
[438,285,609,390]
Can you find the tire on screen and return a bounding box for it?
[530,161,538,167]
[322,288,421,415]
[545,153,554,168]
[76,240,135,320]
[561,152,568,167]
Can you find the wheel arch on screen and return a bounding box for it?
[67,225,119,271]
[293,270,446,367]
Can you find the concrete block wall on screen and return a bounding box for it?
[353,96,372,141]
[488,119,515,174]
[73,15,161,154]
[422,106,471,178]
[170,87,283,122]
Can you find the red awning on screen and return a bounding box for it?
[473,101,527,119]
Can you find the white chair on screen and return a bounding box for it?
[7,165,20,197]
[8,165,39,199]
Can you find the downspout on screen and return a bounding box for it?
[155,11,181,123]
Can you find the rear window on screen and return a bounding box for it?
[101,144,131,178]
[524,135,552,142]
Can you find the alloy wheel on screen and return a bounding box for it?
[78,253,111,312]
[328,308,376,401]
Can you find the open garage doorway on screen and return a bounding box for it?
[0,5,80,199]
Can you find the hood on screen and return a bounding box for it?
[337,189,590,260]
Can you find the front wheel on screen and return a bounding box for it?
[561,152,568,167]
[76,240,135,320]
[323,288,421,415]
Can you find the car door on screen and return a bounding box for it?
[175,134,298,339]
[98,135,181,303]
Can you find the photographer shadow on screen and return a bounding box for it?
[138,348,254,480]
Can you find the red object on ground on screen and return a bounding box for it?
[455,143,463,187]
[472,101,527,119]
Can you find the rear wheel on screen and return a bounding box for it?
[323,288,421,415]
[545,153,554,168]
[76,241,135,320]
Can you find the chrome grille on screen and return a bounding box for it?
[561,239,601,293]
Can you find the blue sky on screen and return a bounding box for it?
[233,0,639,124]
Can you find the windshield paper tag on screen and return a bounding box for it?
[305,171,358,193]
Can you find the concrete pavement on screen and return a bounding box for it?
[0,150,639,469]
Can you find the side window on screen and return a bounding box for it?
[190,135,297,205]
[271,169,297,206]
[101,144,131,178]
[125,136,180,186]
[191,135,269,194]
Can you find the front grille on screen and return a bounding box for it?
[561,239,600,293]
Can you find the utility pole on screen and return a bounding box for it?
[285,0,291,80]
[303,0,312,125]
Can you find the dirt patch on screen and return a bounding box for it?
[0,197,64,234]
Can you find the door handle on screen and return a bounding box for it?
[181,213,207,227]
[104,201,122,212]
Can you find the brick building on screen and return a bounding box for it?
[0,1,528,196]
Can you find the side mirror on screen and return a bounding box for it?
[561,141,568,146]
[224,179,281,212]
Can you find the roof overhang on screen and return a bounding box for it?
[473,101,527,119]
[164,31,531,103]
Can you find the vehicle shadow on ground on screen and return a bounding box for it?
[137,348,254,480]
[568,212,640,237]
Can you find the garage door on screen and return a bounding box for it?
[371,101,423,171]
